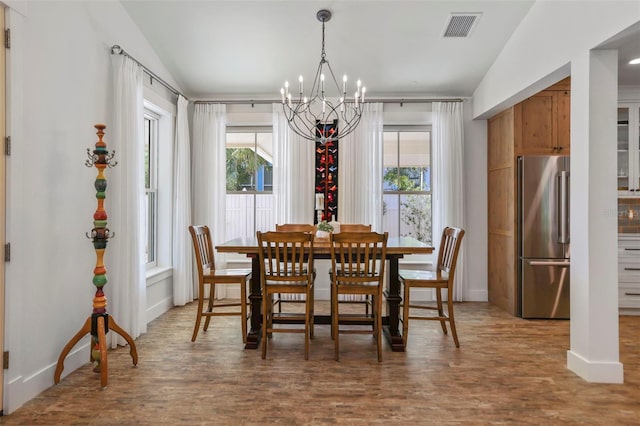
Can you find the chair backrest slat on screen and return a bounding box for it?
[330,231,388,282]
[257,231,315,283]
[437,227,465,277]
[189,226,216,279]
[275,224,316,233]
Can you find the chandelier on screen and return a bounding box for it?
[280,9,366,144]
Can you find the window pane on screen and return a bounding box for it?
[383,132,399,190]
[145,191,156,263]
[226,132,273,192]
[383,194,400,238]
[225,193,255,239]
[144,118,151,189]
[399,131,430,191]
[400,193,431,244]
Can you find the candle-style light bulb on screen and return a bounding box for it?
[321,74,325,93]
[357,79,361,97]
[287,93,292,108]
[303,96,308,104]
[280,87,285,104]
[299,75,303,94]
[340,97,344,112]
[284,81,289,97]
[361,86,366,102]
[354,92,359,107]
[342,75,347,94]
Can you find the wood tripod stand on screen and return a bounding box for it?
[54,124,138,388]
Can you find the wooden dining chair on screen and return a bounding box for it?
[330,231,388,361]
[398,226,465,347]
[257,231,315,360]
[273,224,317,313]
[188,225,251,343]
[330,224,373,318]
[339,224,372,232]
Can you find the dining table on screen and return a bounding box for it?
[216,235,433,352]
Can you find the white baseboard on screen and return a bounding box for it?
[6,339,91,414]
[566,350,624,383]
[146,295,174,323]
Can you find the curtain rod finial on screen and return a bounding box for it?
[111,45,122,55]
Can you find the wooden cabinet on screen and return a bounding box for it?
[488,109,517,315]
[487,78,570,316]
[516,80,571,155]
[618,236,640,313]
[617,103,640,193]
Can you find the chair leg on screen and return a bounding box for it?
[376,291,382,362]
[240,278,248,344]
[309,285,315,340]
[262,289,269,359]
[448,297,460,348]
[203,283,215,331]
[333,285,339,361]
[435,288,448,335]
[304,291,310,360]
[191,283,206,342]
[402,280,410,347]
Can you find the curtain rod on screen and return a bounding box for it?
[110,45,186,99]
[193,98,464,106]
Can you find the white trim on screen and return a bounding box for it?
[566,350,624,384]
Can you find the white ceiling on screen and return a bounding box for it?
[120,1,640,100]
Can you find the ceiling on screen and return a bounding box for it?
[121,1,640,101]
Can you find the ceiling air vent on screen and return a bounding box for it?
[443,13,481,38]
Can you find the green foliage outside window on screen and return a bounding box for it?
[384,168,431,244]
[226,148,271,191]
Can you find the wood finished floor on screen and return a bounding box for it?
[1,301,639,425]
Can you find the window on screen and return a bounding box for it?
[144,112,159,266]
[225,128,274,240]
[383,128,432,244]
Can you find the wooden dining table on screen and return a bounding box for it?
[216,235,433,352]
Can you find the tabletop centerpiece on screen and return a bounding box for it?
[316,220,334,239]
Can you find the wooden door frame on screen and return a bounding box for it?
[0,5,6,415]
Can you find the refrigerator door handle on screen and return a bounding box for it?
[527,260,570,267]
[557,170,569,244]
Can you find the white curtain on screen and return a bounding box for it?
[432,101,466,301]
[338,102,384,231]
[192,104,227,276]
[272,104,315,224]
[109,54,146,347]
[172,95,194,305]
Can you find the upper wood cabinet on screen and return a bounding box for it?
[515,78,571,155]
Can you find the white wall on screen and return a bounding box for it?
[473,1,640,119]
[462,99,488,301]
[4,1,180,413]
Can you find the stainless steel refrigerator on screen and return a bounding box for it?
[518,155,570,319]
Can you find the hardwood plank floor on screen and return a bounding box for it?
[1,302,639,425]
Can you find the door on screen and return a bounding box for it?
[521,259,570,318]
[520,155,570,259]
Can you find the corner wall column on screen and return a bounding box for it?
[567,48,623,383]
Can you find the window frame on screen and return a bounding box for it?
[142,94,174,278]
[383,125,433,245]
[144,110,160,268]
[225,126,273,237]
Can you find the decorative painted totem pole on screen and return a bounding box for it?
[55,124,138,388]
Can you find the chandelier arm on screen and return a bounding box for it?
[323,61,345,99]
[288,106,318,141]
